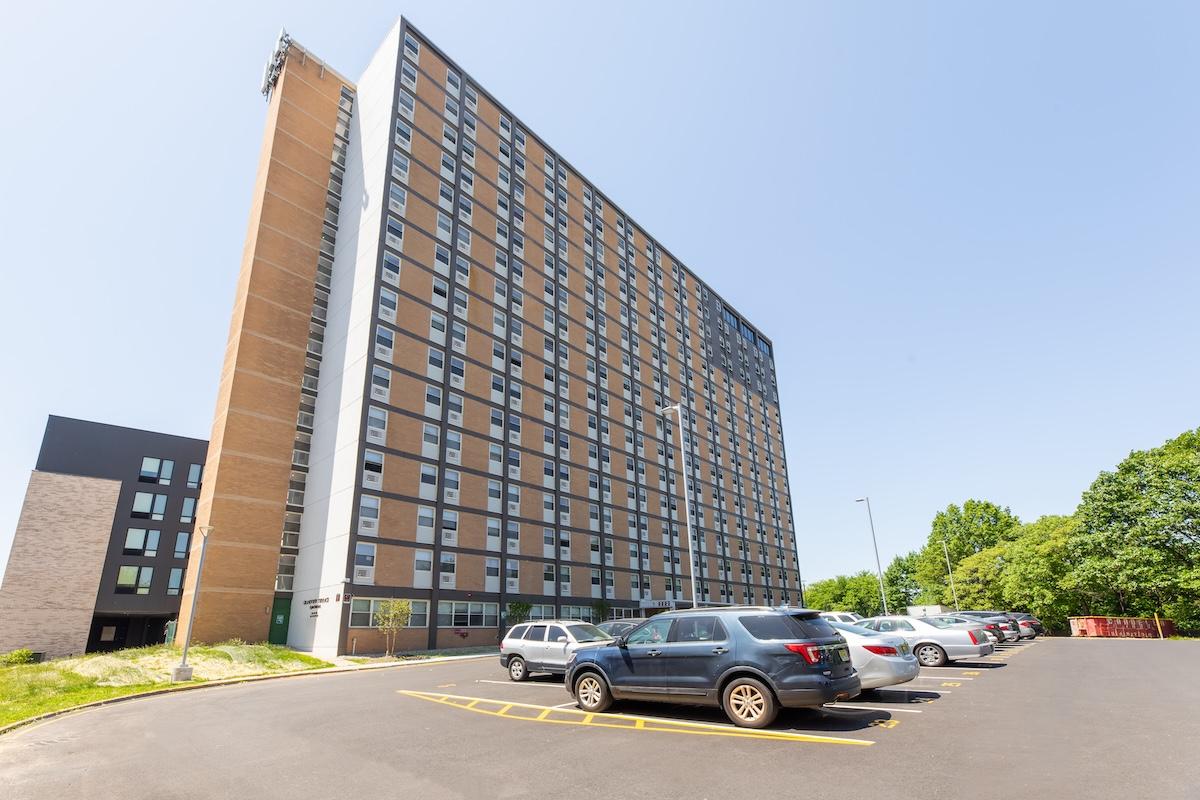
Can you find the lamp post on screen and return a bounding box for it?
[855,498,889,615]
[664,404,699,609]
[942,538,960,612]
[172,524,213,682]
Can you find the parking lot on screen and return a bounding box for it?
[1,637,1198,799]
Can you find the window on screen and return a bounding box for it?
[671,617,728,642]
[400,59,417,89]
[626,617,673,645]
[180,497,196,524]
[350,598,430,628]
[174,531,189,558]
[131,492,167,521]
[388,183,407,214]
[398,89,416,120]
[167,567,183,596]
[115,565,153,595]
[123,528,160,556]
[436,600,499,627]
[355,542,376,568]
[186,463,203,489]
[403,32,420,59]
[139,457,174,485]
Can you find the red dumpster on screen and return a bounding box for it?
[1069,615,1175,638]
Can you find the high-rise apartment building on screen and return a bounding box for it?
[0,416,207,657]
[176,19,801,658]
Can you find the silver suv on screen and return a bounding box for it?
[500,620,612,681]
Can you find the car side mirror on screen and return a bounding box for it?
[617,636,628,648]
[556,636,568,643]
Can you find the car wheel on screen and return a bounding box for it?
[508,656,529,682]
[915,643,947,667]
[574,672,612,712]
[722,677,779,729]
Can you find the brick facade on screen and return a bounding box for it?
[0,472,120,658]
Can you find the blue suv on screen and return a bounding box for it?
[565,606,860,728]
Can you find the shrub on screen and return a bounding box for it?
[1,648,36,666]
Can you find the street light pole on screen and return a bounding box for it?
[855,498,889,615]
[172,525,213,682]
[665,404,699,609]
[942,538,960,611]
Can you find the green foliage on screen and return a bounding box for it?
[953,545,1008,610]
[883,552,921,612]
[374,599,413,656]
[0,649,36,666]
[0,643,330,728]
[808,428,1199,634]
[506,602,532,626]
[1066,428,1200,629]
[591,601,612,622]
[1000,515,1080,631]
[914,500,1021,604]
[804,571,886,617]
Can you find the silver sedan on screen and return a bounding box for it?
[855,615,993,666]
[828,621,920,690]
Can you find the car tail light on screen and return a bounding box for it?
[862,644,899,656]
[1019,620,1031,627]
[967,629,982,645]
[784,642,823,664]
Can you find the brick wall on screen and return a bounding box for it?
[0,471,120,658]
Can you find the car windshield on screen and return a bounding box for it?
[567,623,611,642]
[829,621,881,637]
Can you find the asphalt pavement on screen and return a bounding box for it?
[0,638,1196,799]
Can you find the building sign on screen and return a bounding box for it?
[639,599,676,609]
[303,595,330,619]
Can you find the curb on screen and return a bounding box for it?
[0,650,497,738]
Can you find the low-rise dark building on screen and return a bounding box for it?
[0,416,208,657]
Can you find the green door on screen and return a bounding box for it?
[268,598,291,645]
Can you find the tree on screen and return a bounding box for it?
[1001,515,1080,632]
[802,572,885,617]
[374,599,412,657]
[952,545,1007,611]
[883,552,921,613]
[506,601,532,626]
[591,601,612,623]
[1067,429,1200,628]
[915,500,1021,603]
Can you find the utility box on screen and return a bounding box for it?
[907,605,953,617]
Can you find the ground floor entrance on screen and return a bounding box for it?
[87,615,172,652]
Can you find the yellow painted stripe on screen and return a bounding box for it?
[396,690,874,746]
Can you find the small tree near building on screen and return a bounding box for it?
[506,602,532,626]
[374,599,412,656]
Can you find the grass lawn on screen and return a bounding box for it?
[0,643,331,729]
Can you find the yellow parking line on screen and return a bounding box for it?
[397,690,874,746]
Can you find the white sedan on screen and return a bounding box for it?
[855,615,993,666]
[828,621,920,690]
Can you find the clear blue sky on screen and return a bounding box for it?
[1,1,1197,585]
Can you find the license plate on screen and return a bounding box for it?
[899,642,910,655]
[837,647,850,662]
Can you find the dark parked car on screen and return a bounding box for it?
[595,618,647,637]
[565,606,860,728]
[1010,613,1046,636]
[955,610,1021,641]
